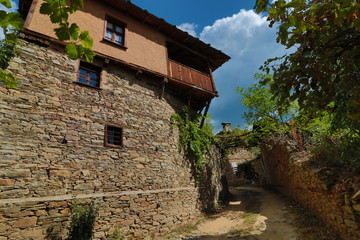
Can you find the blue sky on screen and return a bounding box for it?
[133,0,288,132]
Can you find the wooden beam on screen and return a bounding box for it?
[208,63,217,95]
[159,77,168,99]
[187,94,192,111]
[135,69,143,80]
[200,100,211,128]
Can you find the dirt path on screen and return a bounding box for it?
[159,186,339,240]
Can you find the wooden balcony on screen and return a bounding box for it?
[168,59,215,94]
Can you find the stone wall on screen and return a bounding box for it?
[260,138,360,240]
[225,148,255,186]
[0,39,225,239]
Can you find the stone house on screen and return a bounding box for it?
[0,0,229,239]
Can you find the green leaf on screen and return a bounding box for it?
[5,12,24,30]
[39,0,94,62]
[0,0,12,9]
[0,10,8,24]
[0,68,18,88]
[79,31,93,48]
[69,23,80,40]
[83,48,95,62]
[4,32,17,43]
[69,0,84,12]
[39,3,52,14]
[49,9,66,23]
[76,44,84,57]
[65,42,78,59]
[54,24,70,41]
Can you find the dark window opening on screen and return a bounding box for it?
[105,125,123,147]
[78,62,101,88]
[104,16,126,46]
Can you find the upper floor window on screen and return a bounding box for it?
[77,61,101,88]
[104,16,126,46]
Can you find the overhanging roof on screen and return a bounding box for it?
[100,0,231,71]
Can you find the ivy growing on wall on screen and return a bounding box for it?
[171,108,214,182]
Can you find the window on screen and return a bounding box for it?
[105,125,123,147]
[104,16,126,46]
[77,62,101,88]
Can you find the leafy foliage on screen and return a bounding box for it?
[313,136,360,168]
[0,0,23,88]
[237,73,299,142]
[239,73,360,166]
[171,108,215,182]
[40,0,95,62]
[0,39,17,87]
[255,0,360,133]
[68,200,98,240]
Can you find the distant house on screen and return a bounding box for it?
[0,0,229,238]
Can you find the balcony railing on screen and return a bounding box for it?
[168,59,214,93]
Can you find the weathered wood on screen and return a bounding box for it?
[159,77,168,99]
[200,100,211,128]
[168,59,214,93]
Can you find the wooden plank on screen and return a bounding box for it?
[168,59,213,92]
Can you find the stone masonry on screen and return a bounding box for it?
[0,40,225,239]
[260,138,360,240]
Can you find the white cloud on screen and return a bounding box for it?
[177,23,198,37]
[198,9,290,129]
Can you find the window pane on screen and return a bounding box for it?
[105,18,126,45]
[78,65,100,87]
[115,26,123,34]
[105,30,112,39]
[107,22,113,29]
[115,34,123,44]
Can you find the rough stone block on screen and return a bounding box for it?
[36,210,47,216]
[0,169,31,178]
[12,217,37,228]
[119,196,130,201]
[0,223,10,232]
[20,229,43,239]
[0,179,15,186]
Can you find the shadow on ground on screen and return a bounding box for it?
[174,187,297,240]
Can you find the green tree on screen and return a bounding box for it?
[255,0,360,133]
[0,0,94,88]
[237,73,297,138]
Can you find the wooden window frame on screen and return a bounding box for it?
[76,61,102,89]
[103,15,127,48]
[104,124,124,148]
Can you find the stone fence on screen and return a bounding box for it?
[260,138,360,240]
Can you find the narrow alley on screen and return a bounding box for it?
[161,186,340,240]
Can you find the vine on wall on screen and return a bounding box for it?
[171,108,214,182]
